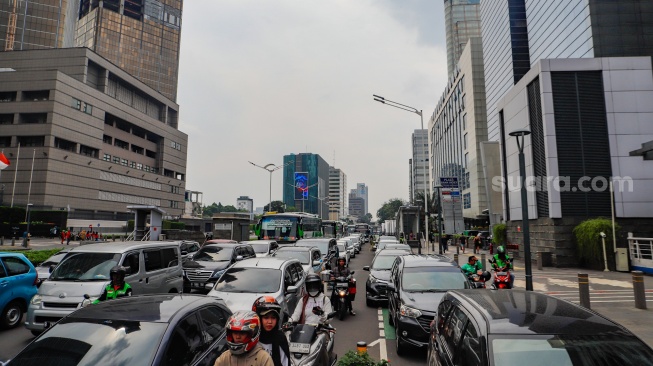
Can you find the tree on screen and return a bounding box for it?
[263,201,286,213]
[376,198,406,222]
[358,213,373,224]
[202,202,222,217]
[414,191,440,217]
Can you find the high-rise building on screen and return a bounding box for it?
[348,193,365,218]
[408,158,413,202]
[444,0,482,76]
[236,196,254,219]
[282,153,329,219]
[328,167,347,220]
[183,190,202,218]
[411,129,429,203]
[350,183,368,215]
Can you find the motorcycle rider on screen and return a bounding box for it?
[291,274,333,324]
[252,296,290,366]
[488,246,515,287]
[93,265,132,304]
[330,258,355,316]
[214,310,273,366]
[461,256,490,283]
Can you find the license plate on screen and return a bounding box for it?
[289,342,311,354]
[191,283,204,288]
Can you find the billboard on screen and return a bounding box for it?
[294,172,309,200]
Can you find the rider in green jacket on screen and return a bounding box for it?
[93,265,132,304]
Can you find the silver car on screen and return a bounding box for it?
[35,249,71,286]
[241,240,280,258]
[271,246,323,275]
[207,257,306,321]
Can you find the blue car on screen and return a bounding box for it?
[0,253,38,329]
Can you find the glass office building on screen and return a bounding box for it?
[283,153,330,218]
[411,129,428,202]
[444,0,482,76]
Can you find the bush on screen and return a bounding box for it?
[338,350,389,366]
[14,248,64,266]
[573,218,620,267]
[493,224,507,245]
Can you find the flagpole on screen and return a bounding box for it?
[11,142,20,207]
[25,149,35,221]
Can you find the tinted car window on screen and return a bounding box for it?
[292,263,304,283]
[2,256,30,276]
[215,268,281,293]
[246,246,255,257]
[312,250,321,261]
[198,306,229,343]
[144,249,163,272]
[163,313,204,366]
[161,248,177,268]
[0,261,7,278]
[194,246,233,262]
[460,321,482,366]
[402,267,468,291]
[437,300,453,330]
[50,253,121,281]
[123,252,140,275]
[444,307,468,357]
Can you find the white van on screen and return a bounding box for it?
[25,241,183,335]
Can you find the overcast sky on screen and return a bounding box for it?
[177,0,448,218]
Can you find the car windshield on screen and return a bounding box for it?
[401,266,468,292]
[491,335,653,365]
[10,319,166,366]
[296,241,328,255]
[372,255,399,270]
[336,244,346,253]
[193,246,233,262]
[214,268,281,293]
[249,243,270,254]
[50,253,121,281]
[273,250,309,264]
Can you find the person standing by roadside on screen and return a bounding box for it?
[459,234,466,253]
[474,233,482,254]
[66,230,72,245]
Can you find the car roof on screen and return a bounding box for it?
[376,249,412,256]
[63,241,182,253]
[447,289,628,336]
[205,239,238,244]
[203,242,242,247]
[68,294,226,323]
[242,240,275,244]
[232,257,297,269]
[398,254,457,267]
[276,246,312,252]
[296,238,334,243]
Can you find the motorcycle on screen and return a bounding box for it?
[284,312,337,366]
[467,271,491,289]
[490,266,513,289]
[330,273,355,320]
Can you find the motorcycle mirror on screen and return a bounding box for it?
[363,266,370,271]
[350,270,355,275]
[327,311,337,319]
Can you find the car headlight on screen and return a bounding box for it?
[211,269,225,279]
[30,294,42,306]
[400,304,422,318]
[369,275,378,284]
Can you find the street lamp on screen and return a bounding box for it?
[23,203,33,248]
[249,160,293,213]
[509,129,532,291]
[434,184,443,254]
[373,94,429,255]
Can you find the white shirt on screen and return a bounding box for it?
[258,342,289,366]
[290,294,333,325]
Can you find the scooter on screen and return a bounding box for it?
[490,267,513,289]
[331,274,355,320]
[284,312,337,366]
[467,271,491,289]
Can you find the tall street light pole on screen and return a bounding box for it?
[509,129,532,291]
[23,203,33,248]
[434,184,443,254]
[249,160,293,213]
[373,94,429,255]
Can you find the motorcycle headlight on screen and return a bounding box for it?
[400,304,422,318]
[211,269,225,279]
[338,290,346,296]
[30,294,42,306]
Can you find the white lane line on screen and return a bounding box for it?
[379,329,385,337]
[378,315,383,322]
[368,339,381,347]
[378,322,384,329]
[379,338,388,361]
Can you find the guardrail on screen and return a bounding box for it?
[628,235,653,274]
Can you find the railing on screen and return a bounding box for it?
[141,229,151,241]
[628,235,653,274]
[126,229,136,241]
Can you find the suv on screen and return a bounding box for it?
[0,253,38,329]
[26,241,183,335]
[183,242,256,292]
[428,290,653,365]
[387,254,469,355]
[363,249,410,307]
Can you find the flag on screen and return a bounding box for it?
[0,152,9,170]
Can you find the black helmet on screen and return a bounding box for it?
[110,265,126,286]
[305,273,322,297]
[496,246,506,256]
[252,296,281,320]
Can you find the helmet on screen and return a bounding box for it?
[225,311,261,355]
[337,257,346,266]
[252,296,281,319]
[496,245,506,256]
[110,265,126,286]
[305,273,322,297]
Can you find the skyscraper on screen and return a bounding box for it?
[444,0,482,76]
[282,153,329,218]
[411,129,429,203]
[328,167,347,220]
[350,183,368,215]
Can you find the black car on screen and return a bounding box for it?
[387,255,469,355]
[428,290,653,366]
[7,294,232,366]
[183,243,256,292]
[363,249,411,307]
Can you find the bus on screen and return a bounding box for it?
[355,223,372,242]
[321,220,347,239]
[255,212,322,244]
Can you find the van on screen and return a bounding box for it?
[25,241,183,335]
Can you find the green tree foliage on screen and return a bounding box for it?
[203,202,247,217]
[573,218,620,266]
[413,191,440,215]
[492,223,507,245]
[376,198,406,222]
[263,201,286,213]
[338,350,390,366]
[358,213,373,224]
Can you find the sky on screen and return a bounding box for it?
[177,0,449,218]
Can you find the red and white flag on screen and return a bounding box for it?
[0,152,10,170]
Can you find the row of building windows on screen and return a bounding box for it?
[102,153,158,173]
[71,97,93,115]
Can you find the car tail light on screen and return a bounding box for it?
[33,272,39,286]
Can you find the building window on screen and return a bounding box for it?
[463,193,471,209]
[136,163,143,170]
[83,102,93,115]
[121,159,128,166]
[55,137,77,152]
[463,133,468,150]
[71,98,81,110]
[80,145,99,158]
[464,153,468,169]
[170,141,181,151]
[144,165,151,172]
[17,136,45,147]
[113,156,120,164]
[115,139,129,150]
[103,135,112,144]
[103,153,111,162]
[130,161,136,168]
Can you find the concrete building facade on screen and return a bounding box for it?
[444,0,482,76]
[0,48,187,222]
[282,153,329,219]
[328,166,347,220]
[411,129,429,203]
[350,183,368,215]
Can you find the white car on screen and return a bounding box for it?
[338,238,356,258]
[241,240,280,257]
[343,236,361,253]
[335,242,350,267]
[272,246,324,275]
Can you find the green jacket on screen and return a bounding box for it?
[461,263,477,276]
[490,254,512,270]
[93,283,132,304]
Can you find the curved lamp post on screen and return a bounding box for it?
[249,160,293,213]
[509,129,532,291]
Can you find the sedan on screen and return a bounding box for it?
[383,243,412,253]
[241,240,279,257]
[271,246,323,275]
[338,239,355,258]
[428,290,653,365]
[5,294,231,366]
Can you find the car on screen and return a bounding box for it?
[338,239,355,258]
[183,242,256,292]
[295,238,338,269]
[335,242,350,267]
[387,254,469,355]
[207,257,306,322]
[427,289,653,366]
[0,253,38,330]
[34,249,71,286]
[179,240,200,259]
[375,239,400,252]
[271,246,323,275]
[362,249,411,307]
[26,241,183,336]
[203,239,238,246]
[343,236,361,253]
[241,240,280,257]
[383,243,412,253]
[7,294,232,365]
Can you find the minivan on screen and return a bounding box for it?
[0,253,38,330]
[25,241,183,336]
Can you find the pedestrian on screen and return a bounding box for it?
[66,230,72,245]
[440,234,448,253]
[474,233,482,254]
[459,234,466,253]
[60,230,65,245]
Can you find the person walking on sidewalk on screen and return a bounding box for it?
[459,235,466,253]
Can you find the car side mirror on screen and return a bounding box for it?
[235,255,244,261]
[181,251,188,255]
[49,264,56,273]
[363,266,370,271]
[286,285,298,294]
[123,266,132,275]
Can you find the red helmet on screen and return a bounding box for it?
[225,310,261,355]
[252,296,281,319]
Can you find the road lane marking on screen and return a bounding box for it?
[381,308,396,340]
[379,338,388,361]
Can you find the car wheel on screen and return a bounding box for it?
[388,307,395,326]
[1,300,23,329]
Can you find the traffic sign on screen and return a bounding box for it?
[439,177,459,189]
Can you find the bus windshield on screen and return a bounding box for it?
[260,216,299,240]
